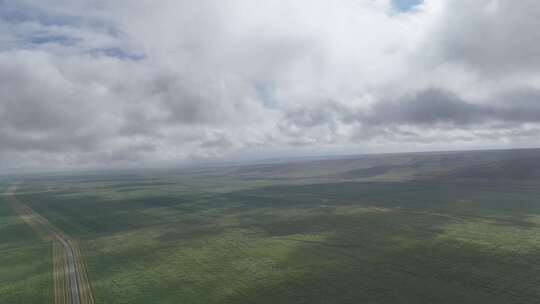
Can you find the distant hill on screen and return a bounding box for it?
[446,157,540,180]
[230,148,540,181]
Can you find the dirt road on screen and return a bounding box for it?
[6,185,94,304]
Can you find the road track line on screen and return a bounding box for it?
[5,185,94,304]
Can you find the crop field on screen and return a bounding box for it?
[3,149,540,303]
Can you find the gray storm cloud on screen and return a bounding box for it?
[0,0,540,170]
[370,89,540,126]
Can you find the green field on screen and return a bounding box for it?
[0,183,53,304]
[3,149,540,303]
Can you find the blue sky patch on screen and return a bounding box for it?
[0,3,80,26]
[392,0,423,12]
[30,35,79,46]
[255,83,277,109]
[90,47,146,61]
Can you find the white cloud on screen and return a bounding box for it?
[1,0,539,170]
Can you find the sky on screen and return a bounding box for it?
[1,0,540,171]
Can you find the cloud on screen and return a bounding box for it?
[1,0,540,170]
[279,87,540,146]
[432,0,540,76]
[369,88,540,126]
[369,89,486,125]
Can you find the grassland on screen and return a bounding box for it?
[5,149,540,303]
[0,183,53,304]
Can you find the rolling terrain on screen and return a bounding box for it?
[2,148,540,303]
